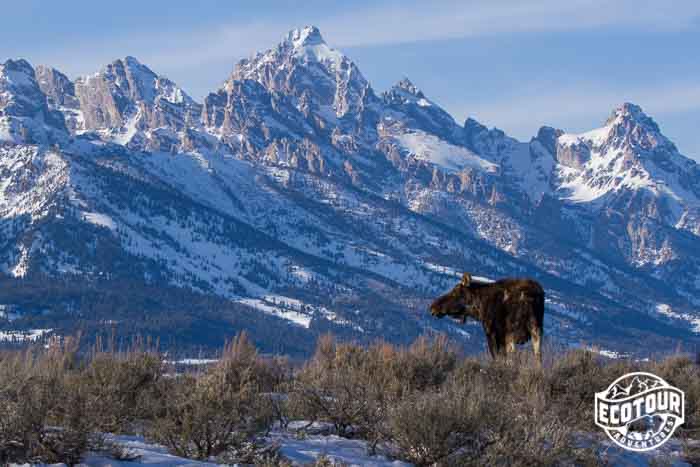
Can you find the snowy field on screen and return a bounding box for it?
[8,428,694,466]
[25,430,410,467]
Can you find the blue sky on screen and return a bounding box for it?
[3,0,699,157]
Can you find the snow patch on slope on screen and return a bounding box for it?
[237,297,312,328]
[288,26,344,71]
[0,328,52,342]
[82,211,117,231]
[396,131,498,173]
[654,303,700,333]
[558,125,611,147]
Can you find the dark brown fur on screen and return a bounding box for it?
[430,273,545,361]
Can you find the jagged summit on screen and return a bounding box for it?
[0,58,68,142]
[74,56,200,135]
[1,58,35,80]
[394,77,424,97]
[558,102,665,148]
[227,25,370,121]
[606,102,657,127]
[281,25,344,70]
[123,55,143,66]
[384,78,431,108]
[285,25,325,48]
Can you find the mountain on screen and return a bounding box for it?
[1,26,698,356]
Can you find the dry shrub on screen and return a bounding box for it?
[387,362,597,466]
[546,349,604,431]
[81,346,163,433]
[292,336,398,438]
[0,339,93,466]
[146,332,274,460]
[397,334,458,392]
[291,334,457,450]
[2,333,698,466]
[650,355,700,435]
[386,382,490,466]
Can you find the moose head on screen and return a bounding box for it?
[429,272,483,323]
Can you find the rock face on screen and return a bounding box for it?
[35,66,79,108]
[35,66,83,132]
[1,28,699,355]
[231,26,373,120]
[75,57,201,140]
[1,59,47,118]
[0,59,66,142]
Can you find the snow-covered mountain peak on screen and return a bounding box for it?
[286,25,325,48]
[558,103,667,152]
[606,102,658,130]
[603,102,675,156]
[228,26,370,122]
[282,26,345,71]
[553,103,700,238]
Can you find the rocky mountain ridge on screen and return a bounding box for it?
[0,26,698,355]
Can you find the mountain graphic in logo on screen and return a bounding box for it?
[605,376,664,400]
[595,372,684,452]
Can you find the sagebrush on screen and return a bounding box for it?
[1,333,698,466]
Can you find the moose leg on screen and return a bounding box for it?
[486,334,497,359]
[495,335,508,360]
[487,332,508,359]
[505,337,517,364]
[531,327,543,367]
[506,337,516,354]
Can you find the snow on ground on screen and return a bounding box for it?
[62,431,410,466]
[506,140,555,203]
[82,211,117,231]
[396,131,498,174]
[557,125,611,147]
[652,303,700,333]
[0,304,21,321]
[165,358,219,366]
[0,328,51,342]
[653,303,700,333]
[557,150,655,204]
[82,435,218,466]
[596,435,694,466]
[20,431,694,466]
[236,297,312,328]
[289,26,344,71]
[270,433,409,467]
[587,347,630,359]
[111,110,141,146]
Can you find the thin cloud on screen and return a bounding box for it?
[464,82,700,128]
[459,81,700,156]
[24,0,700,78]
[321,0,700,48]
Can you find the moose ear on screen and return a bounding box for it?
[461,273,471,286]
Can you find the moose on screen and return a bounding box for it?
[430,273,544,362]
